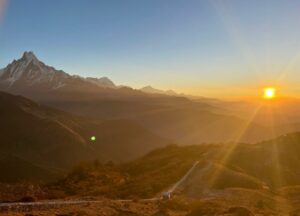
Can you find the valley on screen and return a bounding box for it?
[1,52,300,215]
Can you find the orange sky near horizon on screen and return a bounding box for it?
[2,0,300,100]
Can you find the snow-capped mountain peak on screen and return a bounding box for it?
[22,51,39,63]
[0,51,72,90]
[0,51,117,93]
[140,85,178,96]
[85,77,116,88]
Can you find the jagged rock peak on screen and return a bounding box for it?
[21,51,39,63]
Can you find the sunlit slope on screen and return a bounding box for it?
[179,134,300,194]
[57,134,300,200]
[174,134,300,194]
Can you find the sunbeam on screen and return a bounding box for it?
[207,102,263,188]
[0,0,7,25]
[211,0,259,74]
[267,104,292,214]
[277,51,300,86]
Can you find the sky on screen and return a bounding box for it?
[1,0,300,98]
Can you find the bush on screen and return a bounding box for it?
[256,200,264,209]
[188,200,225,216]
[46,189,66,199]
[226,206,254,216]
[18,195,36,202]
[159,198,189,211]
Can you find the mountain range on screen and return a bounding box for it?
[1,51,300,146]
[0,52,186,97]
[0,51,117,94]
[140,85,178,96]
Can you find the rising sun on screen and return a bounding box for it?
[263,87,276,99]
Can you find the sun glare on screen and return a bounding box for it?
[263,87,276,99]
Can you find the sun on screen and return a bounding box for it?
[263,87,276,99]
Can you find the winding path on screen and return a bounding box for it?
[0,161,199,211]
[168,161,199,193]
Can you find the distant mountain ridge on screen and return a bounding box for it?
[86,76,116,88]
[0,51,190,107]
[0,51,116,93]
[140,85,177,96]
[0,51,187,98]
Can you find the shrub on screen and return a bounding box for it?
[18,195,36,202]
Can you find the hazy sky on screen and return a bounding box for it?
[1,0,300,97]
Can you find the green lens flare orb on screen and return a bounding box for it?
[90,136,96,141]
